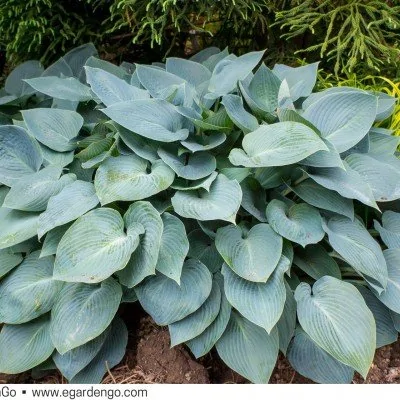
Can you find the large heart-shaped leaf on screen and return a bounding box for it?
[157,148,216,180]
[374,211,400,249]
[0,248,23,279]
[116,201,163,287]
[291,179,354,220]
[172,174,242,223]
[0,251,63,324]
[3,166,75,212]
[24,76,92,101]
[215,223,282,282]
[85,66,149,106]
[102,99,189,142]
[5,60,44,97]
[302,91,377,152]
[0,125,43,186]
[0,208,40,250]
[322,216,387,292]
[229,122,328,167]
[266,200,324,247]
[186,274,232,358]
[215,311,279,384]
[287,327,354,384]
[50,278,122,354]
[54,208,143,283]
[135,259,212,326]
[0,315,54,374]
[222,257,288,332]
[69,317,128,384]
[169,280,221,346]
[295,276,376,378]
[22,108,83,152]
[293,244,341,280]
[38,180,99,238]
[94,155,175,205]
[306,162,378,210]
[155,213,189,284]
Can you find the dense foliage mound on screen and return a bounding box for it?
[0,44,400,384]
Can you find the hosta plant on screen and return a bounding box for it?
[0,44,399,384]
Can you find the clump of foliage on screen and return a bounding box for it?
[0,44,400,384]
[276,0,400,75]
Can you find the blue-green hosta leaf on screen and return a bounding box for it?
[374,211,400,249]
[50,278,122,354]
[0,125,43,186]
[63,43,98,79]
[190,47,220,64]
[302,92,377,153]
[178,106,233,132]
[116,125,158,162]
[5,60,44,97]
[272,62,318,101]
[0,251,63,324]
[54,208,143,283]
[377,249,400,314]
[24,76,92,101]
[22,108,83,152]
[294,244,341,280]
[102,99,189,142]
[38,180,99,238]
[221,94,259,133]
[216,223,282,282]
[216,311,279,384]
[180,132,227,153]
[391,311,400,332]
[136,259,212,325]
[186,274,232,358]
[208,51,264,98]
[85,56,129,80]
[222,257,288,332]
[295,276,376,378]
[202,48,230,71]
[166,57,211,87]
[291,179,354,220]
[0,248,22,279]
[266,200,324,247]
[155,213,189,284]
[345,153,400,202]
[3,166,75,212]
[220,168,251,184]
[276,282,296,355]
[322,216,387,292]
[229,122,328,167]
[171,172,218,192]
[187,229,224,273]
[40,145,74,168]
[254,166,292,189]
[157,148,216,180]
[69,317,128,384]
[172,174,242,223]
[0,315,54,374]
[239,64,281,115]
[357,285,398,348]
[116,201,163,287]
[287,327,354,384]
[85,66,149,106]
[0,208,40,250]
[369,127,399,154]
[374,92,397,121]
[136,64,186,97]
[94,155,175,205]
[53,326,110,381]
[306,162,379,210]
[169,280,221,346]
[300,139,344,169]
[240,178,268,222]
[40,224,71,258]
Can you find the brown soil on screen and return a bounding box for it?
[9,307,400,385]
